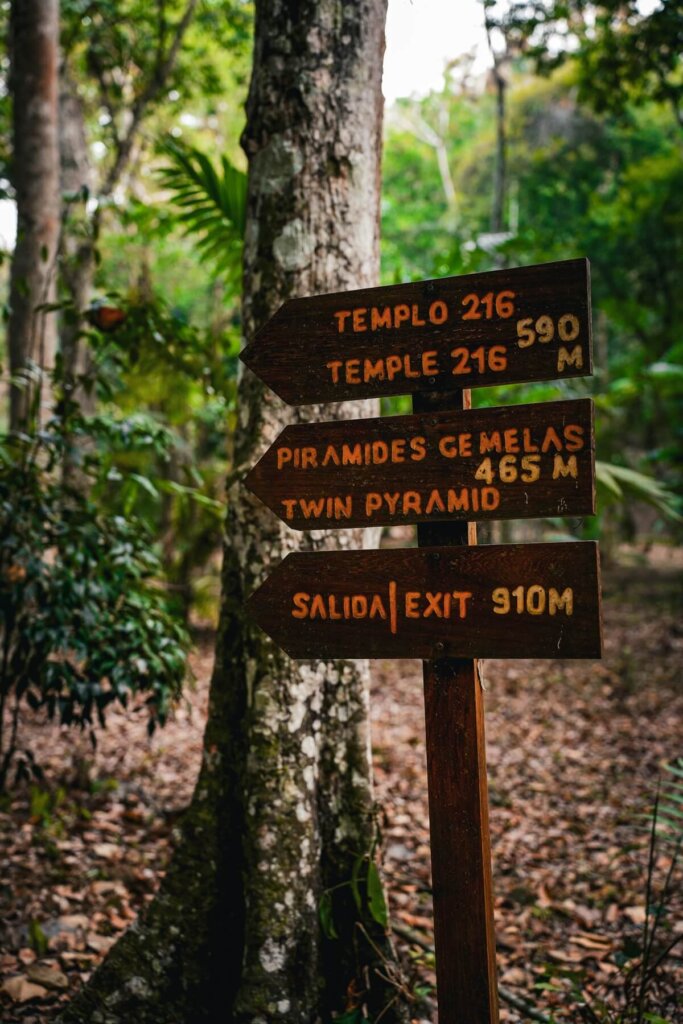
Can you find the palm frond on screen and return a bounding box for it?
[596,460,682,522]
[157,138,247,281]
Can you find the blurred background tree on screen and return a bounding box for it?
[382,0,682,548]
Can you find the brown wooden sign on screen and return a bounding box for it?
[245,398,595,530]
[247,541,602,660]
[241,258,592,405]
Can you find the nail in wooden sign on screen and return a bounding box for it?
[241,259,592,405]
[247,541,602,660]
[245,398,595,530]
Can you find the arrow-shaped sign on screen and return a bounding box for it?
[241,259,592,405]
[245,398,595,530]
[247,541,602,660]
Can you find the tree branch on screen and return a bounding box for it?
[102,0,198,197]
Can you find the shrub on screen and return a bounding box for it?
[0,417,189,791]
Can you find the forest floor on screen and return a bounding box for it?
[0,548,682,1023]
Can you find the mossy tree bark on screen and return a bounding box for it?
[60,2,410,1022]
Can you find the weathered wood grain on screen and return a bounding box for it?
[414,387,499,1024]
[245,398,595,529]
[246,541,603,660]
[241,258,592,404]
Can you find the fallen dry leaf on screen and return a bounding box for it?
[2,975,48,1002]
[26,963,69,991]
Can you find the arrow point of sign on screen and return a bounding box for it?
[240,340,297,405]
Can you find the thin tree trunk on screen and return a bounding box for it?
[491,68,506,235]
[59,3,408,1022]
[483,2,507,239]
[57,0,198,416]
[7,0,60,433]
[59,70,96,415]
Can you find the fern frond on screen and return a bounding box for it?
[158,139,247,281]
[657,758,683,844]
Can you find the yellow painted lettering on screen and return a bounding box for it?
[552,454,578,479]
[549,587,573,615]
[557,344,583,372]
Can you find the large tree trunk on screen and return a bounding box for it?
[59,3,408,1022]
[7,0,60,432]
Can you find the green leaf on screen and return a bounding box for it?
[333,1011,364,1024]
[366,860,388,929]
[319,890,338,940]
[596,460,682,522]
[28,919,48,956]
[130,473,160,500]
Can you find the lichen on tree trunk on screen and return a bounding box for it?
[59,2,408,1021]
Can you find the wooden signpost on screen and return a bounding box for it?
[246,541,601,660]
[245,398,595,530]
[240,258,603,1024]
[241,258,592,405]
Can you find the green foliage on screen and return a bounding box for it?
[382,57,683,544]
[59,0,253,174]
[319,852,390,942]
[0,401,190,792]
[501,1,683,126]
[157,139,247,282]
[596,462,682,524]
[67,291,236,621]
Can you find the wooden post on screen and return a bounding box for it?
[413,387,499,1024]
